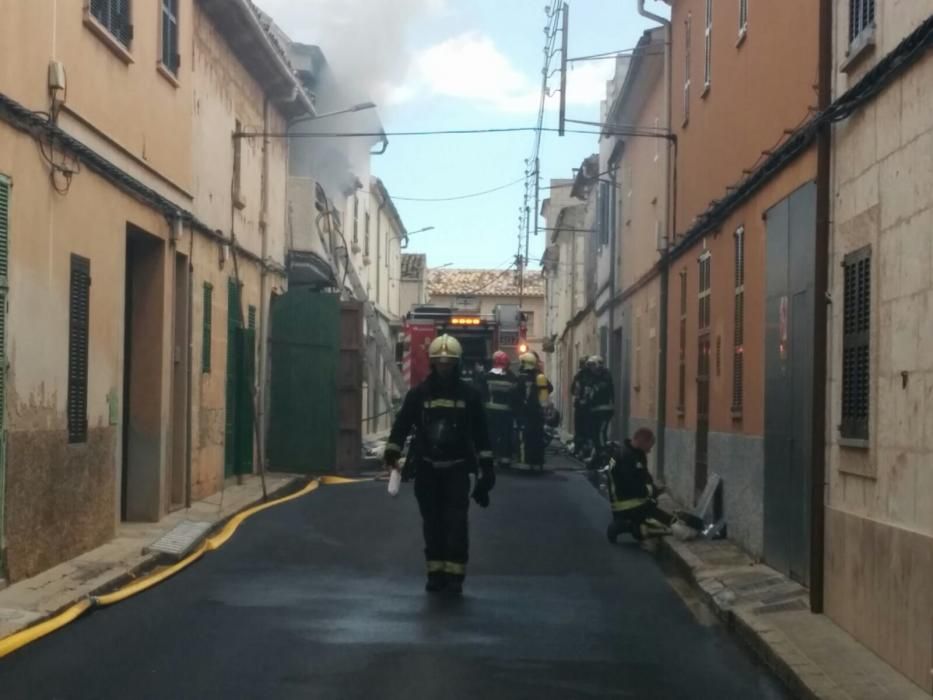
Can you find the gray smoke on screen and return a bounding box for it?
[255,0,445,104]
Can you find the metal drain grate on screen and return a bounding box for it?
[145,521,212,559]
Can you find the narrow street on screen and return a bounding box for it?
[0,462,788,700]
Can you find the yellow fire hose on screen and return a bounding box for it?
[0,475,371,659]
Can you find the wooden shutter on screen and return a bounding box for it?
[68,255,91,444]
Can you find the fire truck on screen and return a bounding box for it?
[401,304,529,388]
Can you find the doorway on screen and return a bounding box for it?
[764,182,817,585]
[224,278,256,479]
[122,227,166,522]
[170,253,190,509]
[695,335,711,500]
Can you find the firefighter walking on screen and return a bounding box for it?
[483,351,520,467]
[384,335,495,595]
[589,356,615,456]
[518,351,550,469]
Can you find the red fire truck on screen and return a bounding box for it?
[401,305,529,388]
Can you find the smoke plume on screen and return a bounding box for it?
[255,0,446,104]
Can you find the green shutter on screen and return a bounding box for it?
[0,176,9,561]
[0,176,8,289]
[248,304,256,330]
[68,255,91,444]
[202,283,212,373]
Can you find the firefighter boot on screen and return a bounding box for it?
[426,571,447,593]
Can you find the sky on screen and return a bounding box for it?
[257,0,667,271]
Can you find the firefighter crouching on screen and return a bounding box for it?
[483,351,520,467]
[605,428,673,543]
[605,428,705,544]
[384,334,495,595]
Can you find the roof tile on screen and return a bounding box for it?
[427,268,544,298]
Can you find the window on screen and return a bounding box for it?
[739,0,748,37]
[732,227,745,414]
[68,255,91,444]
[677,269,687,414]
[90,0,133,47]
[352,196,360,245]
[841,246,871,441]
[160,0,180,75]
[232,120,245,210]
[698,253,711,332]
[364,211,371,257]
[598,181,611,246]
[202,283,213,373]
[849,0,875,44]
[248,304,257,330]
[634,315,642,391]
[683,13,692,125]
[704,0,713,90]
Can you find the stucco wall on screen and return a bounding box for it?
[665,151,817,438]
[0,1,195,192]
[824,6,933,689]
[708,431,764,557]
[0,124,171,580]
[0,2,289,580]
[670,0,820,234]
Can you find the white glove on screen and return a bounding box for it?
[387,468,401,497]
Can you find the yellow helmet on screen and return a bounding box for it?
[429,334,463,361]
[520,352,537,370]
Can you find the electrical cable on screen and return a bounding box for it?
[245,126,609,139]
[389,176,526,202]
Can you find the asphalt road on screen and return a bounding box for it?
[0,466,790,699]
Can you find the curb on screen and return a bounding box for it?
[91,475,308,597]
[657,538,847,700]
[0,475,308,657]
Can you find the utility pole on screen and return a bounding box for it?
[533,157,541,241]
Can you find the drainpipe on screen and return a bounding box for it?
[255,98,272,494]
[608,158,619,422]
[636,0,672,479]
[185,224,195,509]
[810,0,833,615]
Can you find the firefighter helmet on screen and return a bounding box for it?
[520,352,537,370]
[492,351,510,370]
[429,334,463,362]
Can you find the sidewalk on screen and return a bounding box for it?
[0,473,301,641]
[659,532,929,700]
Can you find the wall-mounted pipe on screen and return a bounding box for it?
[635,0,672,478]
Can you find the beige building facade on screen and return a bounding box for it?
[427,268,546,362]
[0,0,306,581]
[824,2,933,691]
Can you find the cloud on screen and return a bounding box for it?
[394,32,615,114]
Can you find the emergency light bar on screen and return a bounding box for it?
[450,317,482,326]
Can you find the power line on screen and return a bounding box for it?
[390,176,526,202]
[241,126,608,139]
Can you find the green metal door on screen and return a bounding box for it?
[224,279,239,477]
[0,176,9,568]
[268,291,340,473]
[224,279,254,477]
[235,327,256,475]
